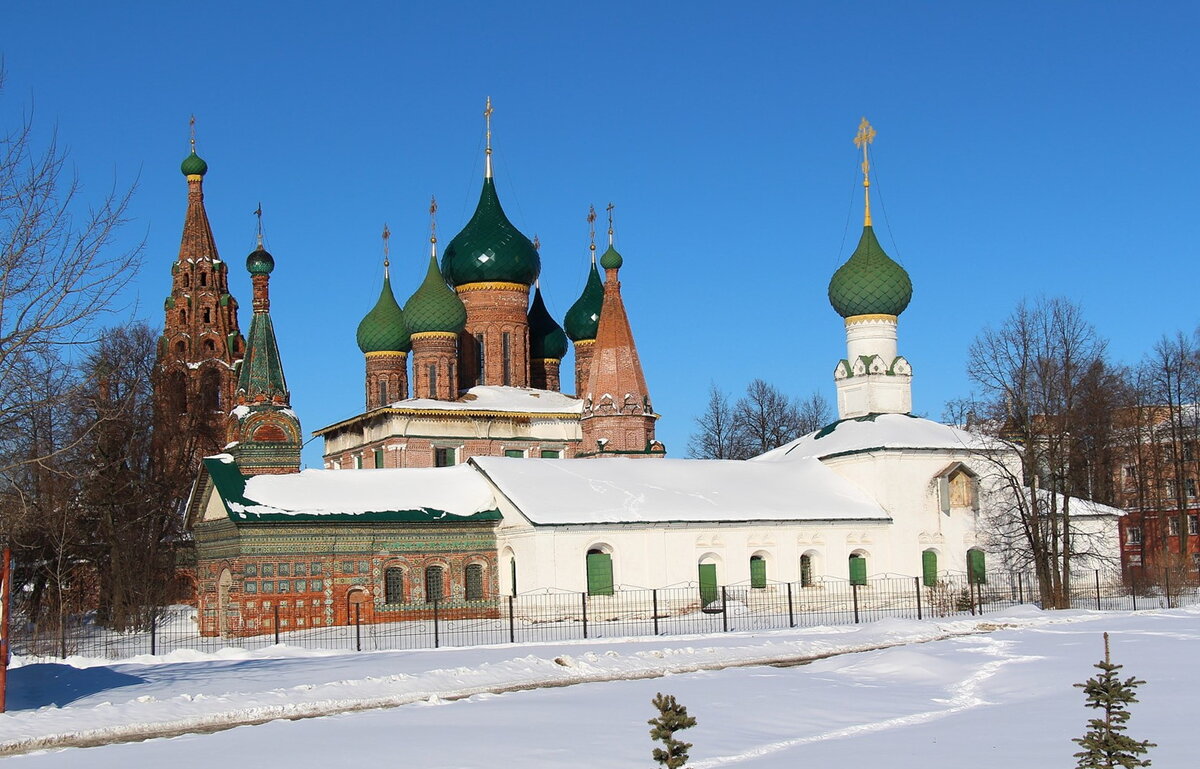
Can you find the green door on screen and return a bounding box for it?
[698,563,718,605]
[968,549,987,584]
[749,556,767,588]
[586,552,614,596]
[922,550,938,587]
[849,555,867,586]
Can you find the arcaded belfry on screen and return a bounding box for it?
[828,118,914,419]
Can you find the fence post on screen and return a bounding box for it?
[432,595,440,649]
[150,613,157,656]
[914,577,922,621]
[721,586,729,633]
[852,583,860,624]
[652,589,659,636]
[1164,568,1173,609]
[581,593,588,639]
[787,582,795,628]
[1094,569,1102,611]
[968,578,977,616]
[354,603,362,652]
[274,604,280,645]
[508,595,515,644]
[1017,572,1024,605]
[1132,580,1137,612]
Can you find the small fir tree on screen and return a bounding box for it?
[1073,632,1155,768]
[649,692,697,768]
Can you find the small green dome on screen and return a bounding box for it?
[357,275,411,353]
[828,226,913,318]
[528,286,568,360]
[181,151,208,177]
[441,178,540,286]
[246,246,275,275]
[599,244,623,270]
[405,255,467,334]
[564,263,604,341]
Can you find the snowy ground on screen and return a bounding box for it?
[3,606,1193,767]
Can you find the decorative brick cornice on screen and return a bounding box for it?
[456,281,527,293]
[411,331,460,342]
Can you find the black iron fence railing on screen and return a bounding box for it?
[10,569,1198,661]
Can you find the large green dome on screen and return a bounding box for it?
[564,262,604,341]
[356,276,411,353]
[181,151,208,177]
[528,286,568,360]
[405,255,467,334]
[828,226,913,318]
[441,178,540,286]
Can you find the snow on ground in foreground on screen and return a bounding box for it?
[4,606,1197,767]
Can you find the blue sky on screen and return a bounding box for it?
[5,2,1198,466]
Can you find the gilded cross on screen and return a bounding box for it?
[382,223,391,268]
[484,97,493,153]
[606,202,615,245]
[429,195,438,242]
[254,203,264,246]
[189,114,197,152]
[854,117,876,226]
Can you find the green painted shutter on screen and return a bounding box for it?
[922,550,938,587]
[698,563,718,605]
[504,449,524,458]
[800,555,813,587]
[750,557,767,588]
[968,549,987,584]
[586,552,613,596]
[849,555,867,586]
[374,448,384,468]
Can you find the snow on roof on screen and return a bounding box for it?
[471,456,890,525]
[386,386,582,415]
[753,414,994,462]
[236,465,495,517]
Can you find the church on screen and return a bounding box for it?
[171,114,1121,637]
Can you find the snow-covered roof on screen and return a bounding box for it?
[200,457,499,522]
[387,386,581,415]
[471,456,890,525]
[753,413,994,462]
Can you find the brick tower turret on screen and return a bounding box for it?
[155,129,245,465]
[580,221,665,458]
[356,226,410,410]
[227,223,302,475]
[406,198,467,400]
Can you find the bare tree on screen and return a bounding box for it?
[732,379,804,457]
[796,390,832,434]
[0,72,140,478]
[967,297,1110,607]
[688,384,744,459]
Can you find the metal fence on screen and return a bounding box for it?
[11,569,1199,661]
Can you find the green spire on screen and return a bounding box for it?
[599,244,623,270]
[564,262,604,341]
[828,225,913,318]
[356,276,411,353]
[441,179,540,286]
[529,286,568,360]
[238,309,288,401]
[405,254,467,334]
[246,246,274,275]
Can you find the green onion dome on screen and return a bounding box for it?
[246,246,275,275]
[828,226,913,318]
[404,255,467,334]
[356,275,411,353]
[441,178,540,286]
[528,286,568,360]
[181,151,208,177]
[599,244,623,270]
[564,262,604,341]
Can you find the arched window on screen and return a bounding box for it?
[425,565,445,604]
[200,368,221,411]
[967,549,987,584]
[203,338,216,354]
[378,379,388,406]
[465,563,484,601]
[200,270,207,287]
[922,550,938,587]
[167,371,188,414]
[384,567,404,604]
[427,363,437,398]
[175,340,186,356]
[179,309,186,325]
[203,307,211,323]
[800,553,814,587]
[848,553,867,586]
[750,555,767,589]
[586,548,613,596]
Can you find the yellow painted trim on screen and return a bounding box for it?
[456,281,528,293]
[186,174,204,182]
[364,350,409,359]
[312,406,581,435]
[411,331,459,341]
[574,339,596,348]
[845,313,898,325]
[532,358,562,365]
